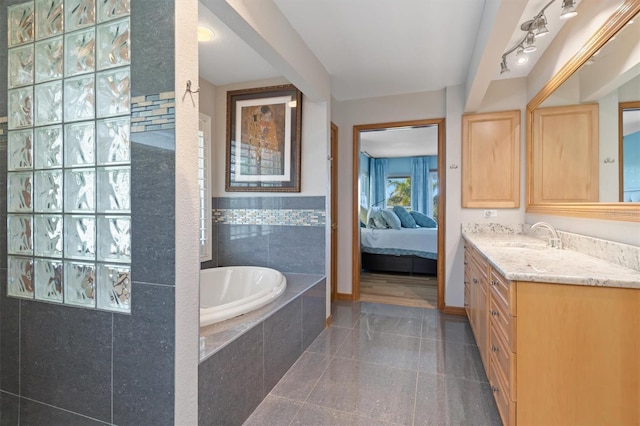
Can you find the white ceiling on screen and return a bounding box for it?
[198,0,577,101]
[361,126,439,158]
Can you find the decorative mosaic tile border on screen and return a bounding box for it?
[0,116,7,142]
[214,208,326,226]
[131,92,175,132]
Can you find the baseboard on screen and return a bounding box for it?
[325,315,333,327]
[336,292,353,301]
[443,306,467,316]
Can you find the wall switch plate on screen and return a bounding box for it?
[484,209,498,218]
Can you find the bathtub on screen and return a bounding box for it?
[200,266,287,327]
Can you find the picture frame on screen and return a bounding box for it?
[225,84,303,192]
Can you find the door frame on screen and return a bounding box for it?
[351,118,446,310]
[330,122,338,302]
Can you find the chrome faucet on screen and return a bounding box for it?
[530,222,562,249]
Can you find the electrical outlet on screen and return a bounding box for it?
[484,209,498,218]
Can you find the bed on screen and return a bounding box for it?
[360,227,438,275]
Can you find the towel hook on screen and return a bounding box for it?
[186,80,200,94]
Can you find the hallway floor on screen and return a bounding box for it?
[243,301,501,425]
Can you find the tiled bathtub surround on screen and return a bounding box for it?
[210,196,326,274]
[199,273,326,426]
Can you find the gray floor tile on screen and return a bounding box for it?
[271,351,332,402]
[419,339,488,382]
[331,301,362,328]
[306,326,352,356]
[357,309,423,338]
[421,313,476,344]
[290,403,353,426]
[336,327,421,371]
[243,395,302,426]
[360,302,424,319]
[306,358,416,425]
[414,372,501,426]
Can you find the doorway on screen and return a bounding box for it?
[351,119,446,310]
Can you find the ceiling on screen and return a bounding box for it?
[198,0,580,101]
[197,0,591,157]
[360,126,439,158]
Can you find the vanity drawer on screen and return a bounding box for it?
[471,249,489,281]
[490,321,516,402]
[490,269,516,316]
[490,288,517,353]
[490,352,516,426]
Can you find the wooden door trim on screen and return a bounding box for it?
[330,122,338,302]
[352,118,446,310]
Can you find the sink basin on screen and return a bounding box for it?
[490,241,547,249]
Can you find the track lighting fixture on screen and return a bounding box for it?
[500,56,510,74]
[523,31,537,53]
[500,0,577,73]
[560,0,578,20]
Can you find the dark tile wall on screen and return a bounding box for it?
[211,196,326,274]
[198,277,326,425]
[0,1,177,425]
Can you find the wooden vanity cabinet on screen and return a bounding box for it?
[464,244,490,371]
[464,243,640,426]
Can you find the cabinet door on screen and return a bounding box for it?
[475,277,489,368]
[531,104,599,203]
[462,110,521,208]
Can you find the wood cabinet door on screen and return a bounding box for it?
[462,110,521,208]
[531,104,599,203]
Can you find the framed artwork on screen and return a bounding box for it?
[225,84,302,192]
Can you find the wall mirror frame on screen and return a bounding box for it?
[526,0,640,222]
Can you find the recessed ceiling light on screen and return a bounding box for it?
[198,26,215,42]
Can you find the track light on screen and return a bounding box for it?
[500,56,510,74]
[516,47,528,64]
[499,0,577,74]
[560,0,578,20]
[534,15,549,38]
[523,31,537,53]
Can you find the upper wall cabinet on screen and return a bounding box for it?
[462,110,521,208]
[531,104,599,204]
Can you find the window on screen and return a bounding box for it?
[199,114,212,262]
[386,176,411,207]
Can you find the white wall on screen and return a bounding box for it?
[207,77,329,197]
[175,1,200,423]
[333,79,529,307]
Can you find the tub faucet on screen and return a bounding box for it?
[530,222,562,249]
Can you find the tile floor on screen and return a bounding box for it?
[243,301,501,425]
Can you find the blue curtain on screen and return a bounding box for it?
[369,157,388,207]
[411,156,437,216]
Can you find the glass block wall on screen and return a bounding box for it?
[6,0,131,313]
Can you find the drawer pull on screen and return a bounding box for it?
[491,345,500,352]
[490,310,499,317]
[472,278,479,284]
[492,386,500,394]
[491,280,498,286]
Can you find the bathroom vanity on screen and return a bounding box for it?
[463,228,640,426]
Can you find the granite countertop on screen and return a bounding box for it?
[462,232,640,289]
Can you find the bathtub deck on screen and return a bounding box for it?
[199,273,325,362]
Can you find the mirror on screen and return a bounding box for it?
[526,3,640,221]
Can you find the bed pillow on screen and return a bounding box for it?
[410,210,437,228]
[367,207,388,229]
[392,205,417,228]
[380,209,401,230]
[359,206,369,225]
